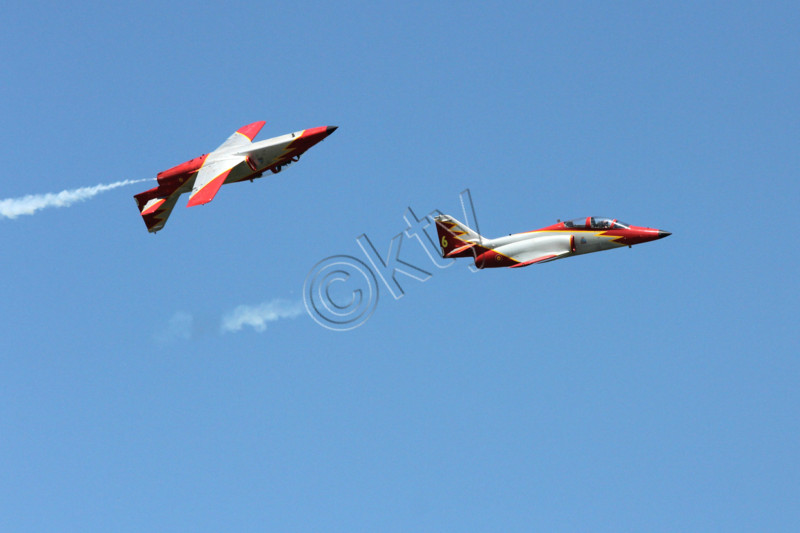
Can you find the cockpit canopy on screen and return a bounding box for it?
[563,217,630,230]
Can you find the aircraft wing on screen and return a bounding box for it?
[508,234,575,268]
[508,251,565,268]
[213,121,266,153]
[186,156,246,207]
[186,121,268,207]
[509,246,574,268]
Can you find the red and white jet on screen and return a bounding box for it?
[435,214,670,268]
[134,121,337,232]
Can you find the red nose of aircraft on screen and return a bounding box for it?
[302,125,337,140]
[313,125,337,142]
[288,125,338,152]
[620,226,671,246]
[643,227,671,242]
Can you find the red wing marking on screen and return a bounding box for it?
[186,156,246,207]
[213,121,266,152]
[236,121,266,142]
[186,168,232,207]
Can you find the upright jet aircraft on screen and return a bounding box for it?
[134,121,337,232]
[435,214,670,269]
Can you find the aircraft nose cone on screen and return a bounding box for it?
[326,125,338,135]
[658,231,671,239]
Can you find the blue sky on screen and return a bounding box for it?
[1,1,798,530]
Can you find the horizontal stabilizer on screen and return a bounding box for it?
[446,242,477,258]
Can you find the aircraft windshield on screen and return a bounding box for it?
[563,218,587,229]
[564,217,629,229]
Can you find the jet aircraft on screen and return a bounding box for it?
[134,121,337,232]
[435,214,670,268]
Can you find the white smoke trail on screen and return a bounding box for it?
[0,178,152,219]
[221,299,305,333]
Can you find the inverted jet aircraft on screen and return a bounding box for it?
[134,121,337,232]
[435,214,670,268]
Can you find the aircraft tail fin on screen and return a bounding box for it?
[434,214,487,258]
[134,186,180,233]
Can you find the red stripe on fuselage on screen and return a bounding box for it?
[518,225,661,246]
[157,153,209,183]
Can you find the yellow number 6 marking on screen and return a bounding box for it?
[441,235,448,248]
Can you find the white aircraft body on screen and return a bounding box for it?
[134,121,336,232]
[435,214,670,268]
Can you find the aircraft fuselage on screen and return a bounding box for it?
[435,215,670,269]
